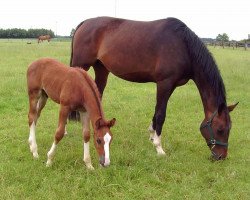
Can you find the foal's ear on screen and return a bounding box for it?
[228,102,239,112]
[95,118,106,129]
[108,118,116,128]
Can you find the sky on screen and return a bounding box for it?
[0,0,249,40]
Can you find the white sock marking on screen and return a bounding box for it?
[152,132,166,155]
[83,142,94,170]
[46,142,57,167]
[28,121,39,158]
[103,132,111,166]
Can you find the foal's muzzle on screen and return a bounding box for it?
[99,155,110,167]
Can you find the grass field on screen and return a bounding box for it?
[0,39,249,199]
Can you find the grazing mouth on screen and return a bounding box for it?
[210,151,226,161]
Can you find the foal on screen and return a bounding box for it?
[27,58,116,169]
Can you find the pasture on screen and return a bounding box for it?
[0,39,249,199]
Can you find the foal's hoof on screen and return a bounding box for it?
[33,152,39,159]
[86,164,95,170]
[46,160,53,167]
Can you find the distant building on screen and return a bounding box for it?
[248,34,250,39]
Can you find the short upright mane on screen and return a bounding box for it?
[78,68,103,118]
[167,18,226,106]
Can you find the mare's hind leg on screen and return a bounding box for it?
[80,112,94,170]
[46,105,69,167]
[28,90,47,158]
[93,61,109,96]
[149,79,175,155]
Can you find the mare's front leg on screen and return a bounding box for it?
[149,79,175,155]
[46,105,69,167]
[80,112,94,170]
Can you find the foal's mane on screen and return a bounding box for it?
[167,18,226,106]
[77,68,103,118]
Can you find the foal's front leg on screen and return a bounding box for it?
[80,112,94,170]
[46,105,69,167]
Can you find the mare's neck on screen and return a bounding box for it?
[194,73,220,119]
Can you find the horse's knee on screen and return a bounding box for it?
[83,131,90,143]
[55,128,65,143]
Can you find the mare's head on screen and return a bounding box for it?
[94,118,116,167]
[200,103,238,161]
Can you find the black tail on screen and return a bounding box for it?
[168,18,226,105]
[70,21,85,67]
[68,21,85,121]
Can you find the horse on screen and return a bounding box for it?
[69,17,238,161]
[27,58,116,169]
[37,35,51,43]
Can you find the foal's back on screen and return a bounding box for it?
[27,58,86,107]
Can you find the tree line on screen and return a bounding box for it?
[0,28,55,38]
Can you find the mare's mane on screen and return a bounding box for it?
[168,18,227,106]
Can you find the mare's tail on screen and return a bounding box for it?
[70,21,85,67]
[68,21,85,121]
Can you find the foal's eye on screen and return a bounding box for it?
[96,138,102,144]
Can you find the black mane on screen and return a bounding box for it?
[168,17,226,106]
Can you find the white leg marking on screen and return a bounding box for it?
[83,142,94,170]
[28,121,39,158]
[152,132,166,155]
[148,122,155,141]
[103,132,111,166]
[81,112,94,170]
[64,127,68,135]
[46,142,57,167]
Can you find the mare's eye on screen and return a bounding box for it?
[217,129,224,135]
[96,138,102,144]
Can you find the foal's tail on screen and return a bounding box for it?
[70,21,85,67]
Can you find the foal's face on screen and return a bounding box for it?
[200,103,238,161]
[94,118,116,167]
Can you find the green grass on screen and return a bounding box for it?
[0,39,249,199]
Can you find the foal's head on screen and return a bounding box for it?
[94,118,116,167]
[200,103,238,161]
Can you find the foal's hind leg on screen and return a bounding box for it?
[46,105,69,167]
[28,91,47,158]
[80,112,94,170]
[149,79,175,155]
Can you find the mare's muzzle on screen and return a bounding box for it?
[200,110,228,161]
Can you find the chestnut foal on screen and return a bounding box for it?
[27,58,115,169]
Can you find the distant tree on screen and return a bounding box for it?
[70,28,75,37]
[216,33,229,42]
[0,28,55,38]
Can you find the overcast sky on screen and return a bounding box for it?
[1,0,249,40]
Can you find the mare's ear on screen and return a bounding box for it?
[228,102,239,112]
[108,118,116,128]
[218,103,227,115]
[95,118,105,129]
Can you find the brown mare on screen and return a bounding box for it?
[27,58,116,169]
[70,17,238,160]
[37,35,51,43]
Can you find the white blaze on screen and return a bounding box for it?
[103,132,111,166]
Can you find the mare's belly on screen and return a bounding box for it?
[112,71,155,83]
